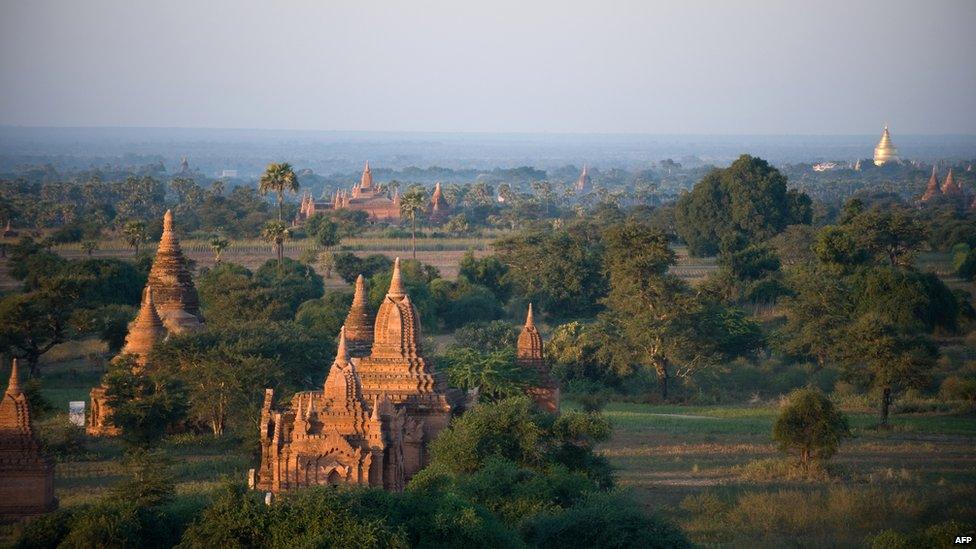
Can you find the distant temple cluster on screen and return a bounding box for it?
[295,162,458,225]
[919,167,975,209]
[296,162,401,223]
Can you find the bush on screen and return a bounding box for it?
[940,376,976,405]
[522,493,691,549]
[772,388,850,465]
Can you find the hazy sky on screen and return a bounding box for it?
[1,0,974,134]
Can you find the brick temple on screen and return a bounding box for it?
[0,359,57,520]
[297,162,401,222]
[518,304,560,413]
[88,210,202,437]
[256,258,453,493]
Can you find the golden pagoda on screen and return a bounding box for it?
[873,125,899,166]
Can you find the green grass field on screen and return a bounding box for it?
[596,401,976,546]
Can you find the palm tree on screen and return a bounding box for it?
[399,186,428,260]
[258,163,300,221]
[261,220,289,270]
[209,233,229,264]
[122,220,148,253]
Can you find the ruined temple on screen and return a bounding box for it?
[256,329,405,492]
[0,359,57,519]
[257,258,452,493]
[517,304,560,413]
[88,286,168,436]
[147,210,204,334]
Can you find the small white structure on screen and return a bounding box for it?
[68,401,86,427]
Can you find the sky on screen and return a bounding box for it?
[1,0,974,135]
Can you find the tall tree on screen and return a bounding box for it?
[842,313,937,425]
[0,276,82,377]
[258,162,299,221]
[261,220,289,270]
[208,234,229,264]
[600,220,762,399]
[399,186,428,259]
[122,220,148,253]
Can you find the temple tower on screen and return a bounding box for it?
[430,182,450,223]
[88,286,168,436]
[873,125,899,166]
[517,304,560,413]
[256,328,404,493]
[575,165,592,193]
[344,275,374,358]
[356,258,451,480]
[920,167,940,202]
[942,168,961,196]
[147,210,203,334]
[0,359,57,519]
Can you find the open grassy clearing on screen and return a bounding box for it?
[592,400,976,546]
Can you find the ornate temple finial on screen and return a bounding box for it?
[6,358,22,396]
[525,303,535,328]
[353,275,366,306]
[388,257,405,296]
[163,209,174,233]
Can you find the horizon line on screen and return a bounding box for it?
[3,124,976,138]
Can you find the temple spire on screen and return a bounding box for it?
[336,326,349,364]
[5,358,22,396]
[388,257,405,296]
[353,274,366,306]
[525,303,535,328]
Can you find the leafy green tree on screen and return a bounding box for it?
[846,206,927,268]
[103,356,187,447]
[772,388,850,466]
[675,155,811,255]
[122,219,149,253]
[111,448,176,508]
[600,220,763,399]
[0,277,82,377]
[332,252,392,284]
[258,162,299,221]
[458,251,512,302]
[842,313,937,425]
[494,222,606,319]
[440,347,532,402]
[314,218,340,249]
[522,492,691,549]
[399,185,428,259]
[294,290,352,340]
[261,220,289,269]
[452,321,519,353]
[428,277,504,329]
[778,266,852,369]
[851,267,960,333]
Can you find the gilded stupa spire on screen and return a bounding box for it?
[873,125,899,166]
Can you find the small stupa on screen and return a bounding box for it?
[517,304,560,413]
[873,125,899,166]
[0,359,57,518]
